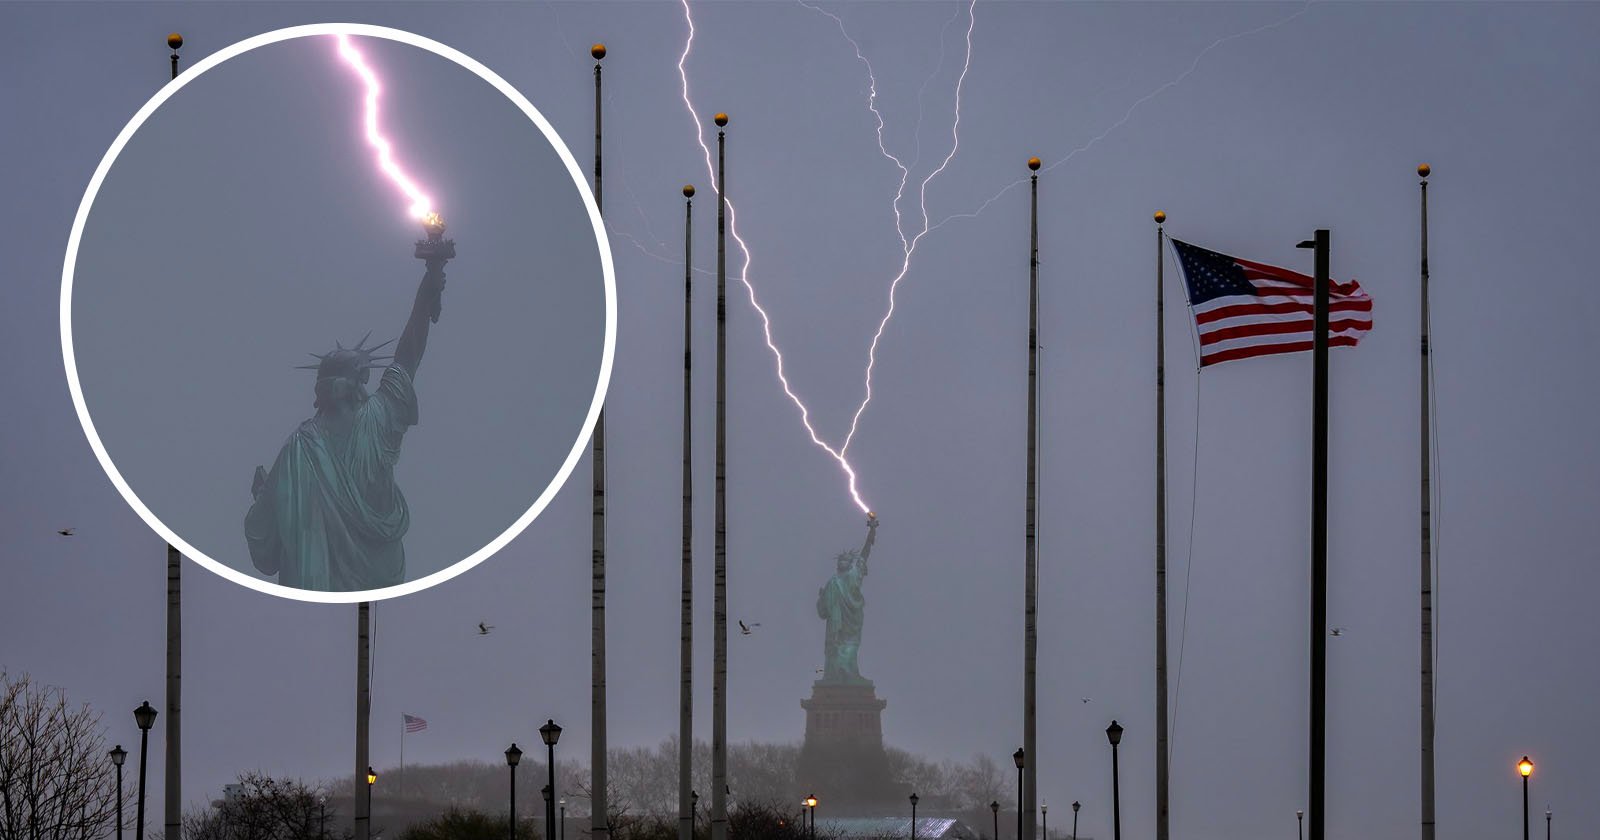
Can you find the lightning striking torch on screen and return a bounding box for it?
[414,212,455,322]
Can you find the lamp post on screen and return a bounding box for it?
[320,796,328,840]
[1545,807,1550,840]
[805,795,817,840]
[1041,803,1047,840]
[990,801,999,840]
[1070,802,1079,840]
[541,721,562,840]
[910,793,919,840]
[506,744,522,840]
[109,745,127,840]
[692,792,699,839]
[133,702,157,840]
[1013,749,1025,840]
[366,767,376,833]
[1296,809,1303,840]
[1105,722,1123,840]
[1518,757,1533,840]
[561,798,567,840]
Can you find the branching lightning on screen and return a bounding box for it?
[334,34,435,221]
[678,0,975,513]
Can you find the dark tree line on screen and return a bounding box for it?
[0,672,121,840]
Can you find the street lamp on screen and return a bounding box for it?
[506,744,522,840]
[560,797,567,840]
[540,721,562,840]
[366,766,377,831]
[910,793,919,840]
[805,794,818,840]
[1105,722,1123,840]
[1012,749,1025,840]
[691,791,699,838]
[1041,803,1047,840]
[1070,802,1079,840]
[132,701,157,840]
[1545,807,1551,840]
[109,745,127,840]
[990,800,999,840]
[1296,809,1303,840]
[1518,757,1533,840]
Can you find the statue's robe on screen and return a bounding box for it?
[245,365,418,591]
[817,562,867,681]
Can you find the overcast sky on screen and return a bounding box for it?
[3,3,1598,840]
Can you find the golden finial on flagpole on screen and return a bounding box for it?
[1417,163,1431,178]
[714,113,729,127]
[1027,157,1041,171]
[592,43,607,60]
[683,185,696,198]
[1154,210,1167,225]
[167,33,183,50]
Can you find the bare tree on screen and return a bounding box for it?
[175,773,327,840]
[0,672,120,840]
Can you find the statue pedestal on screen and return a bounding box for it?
[797,681,903,813]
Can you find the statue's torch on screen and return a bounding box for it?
[414,212,455,323]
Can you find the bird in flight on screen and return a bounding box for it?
[1330,627,1347,637]
[57,528,74,537]
[477,622,494,636]
[739,620,760,636]
[1081,697,1092,704]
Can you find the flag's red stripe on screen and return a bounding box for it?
[1201,335,1360,366]
[1199,317,1373,346]
[1239,266,1364,296]
[1196,298,1372,325]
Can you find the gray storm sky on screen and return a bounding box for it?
[3,3,1598,840]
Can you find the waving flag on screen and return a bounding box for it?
[1171,239,1373,366]
[403,713,428,733]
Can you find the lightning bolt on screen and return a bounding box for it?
[333,34,435,221]
[678,0,975,513]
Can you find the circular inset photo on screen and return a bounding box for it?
[62,24,615,602]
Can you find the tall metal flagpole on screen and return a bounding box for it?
[1417,162,1435,840]
[1022,156,1041,840]
[1296,229,1330,840]
[678,183,696,840]
[356,603,371,840]
[711,112,730,840]
[164,33,184,840]
[590,42,610,840]
[1152,210,1169,840]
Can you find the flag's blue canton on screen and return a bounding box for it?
[1172,240,1256,305]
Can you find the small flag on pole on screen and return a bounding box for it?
[403,714,428,733]
[1171,239,1373,366]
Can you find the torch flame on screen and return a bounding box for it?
[333,34,435,222]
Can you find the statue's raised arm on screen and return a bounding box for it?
[395,213,455,377]
[858,512,878,569]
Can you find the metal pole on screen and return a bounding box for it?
[1417,163,1436,840]
[991,803,998,840]
[912,797,918,840]
[1070,803,1078,840]
[1041,805,1047,840]
[548,743,557,840]
[1545,808,1550,840]
[1303,229,1330,840]
[588,43,610,840]
[163,40,184,840]
[509,763,517,840]
[711,112,730,840]
[680,184,696,840]
[115,757,124,840]
[136,721,151,840]
[1153,212,1169,840]
[1522,774,1529,840]
[356,604,371,840]
[1110,742,1121,840]
[1023,157,1041,840]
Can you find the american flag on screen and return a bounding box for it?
[403,714,428,733]
[1171,239,1373,367]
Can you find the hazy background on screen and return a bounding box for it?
[3,3,1598,840]
[69,33,607,586]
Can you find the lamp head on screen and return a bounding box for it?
[1071,802,1079,814]
[367,767,377,786]
[1518,756,1534,777]
[505,743,523,767]
[1013,747,1025,769]
[990,801,999,814]
[133,701,158,731]
[909,793,919,807]
[110,745,127,766]
[540,719,563,746]
[1106,719,1124,746]
[805,795,818,808]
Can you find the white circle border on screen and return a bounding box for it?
[60,23,617,604]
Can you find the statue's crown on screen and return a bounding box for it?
[296,331,394,382]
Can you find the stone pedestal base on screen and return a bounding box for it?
[797,681,904,814]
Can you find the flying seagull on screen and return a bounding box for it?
[1081,697,1092,704]
[1330,627,1347,637]
[57,528,75,537]
[739,620,760,636]
[477,622,494,636]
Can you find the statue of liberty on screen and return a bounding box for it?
[244,216,455,592]
[816,513,879,684]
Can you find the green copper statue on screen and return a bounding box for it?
[817,513,879,684]
[244,216,454,592]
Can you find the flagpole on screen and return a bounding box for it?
[589,42,610,840]
[399,718,405,800]
[1152,210,1169,840]
[164,32,184,840]
[1022,156,1041,840]
[678,183,696,840]
[711,111,730,840]
[1296,229,1330,840]
[1417,163,1435,840]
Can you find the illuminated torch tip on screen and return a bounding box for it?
[422,212,446,237]
[167,32,183,50]
[591,43,607,60]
